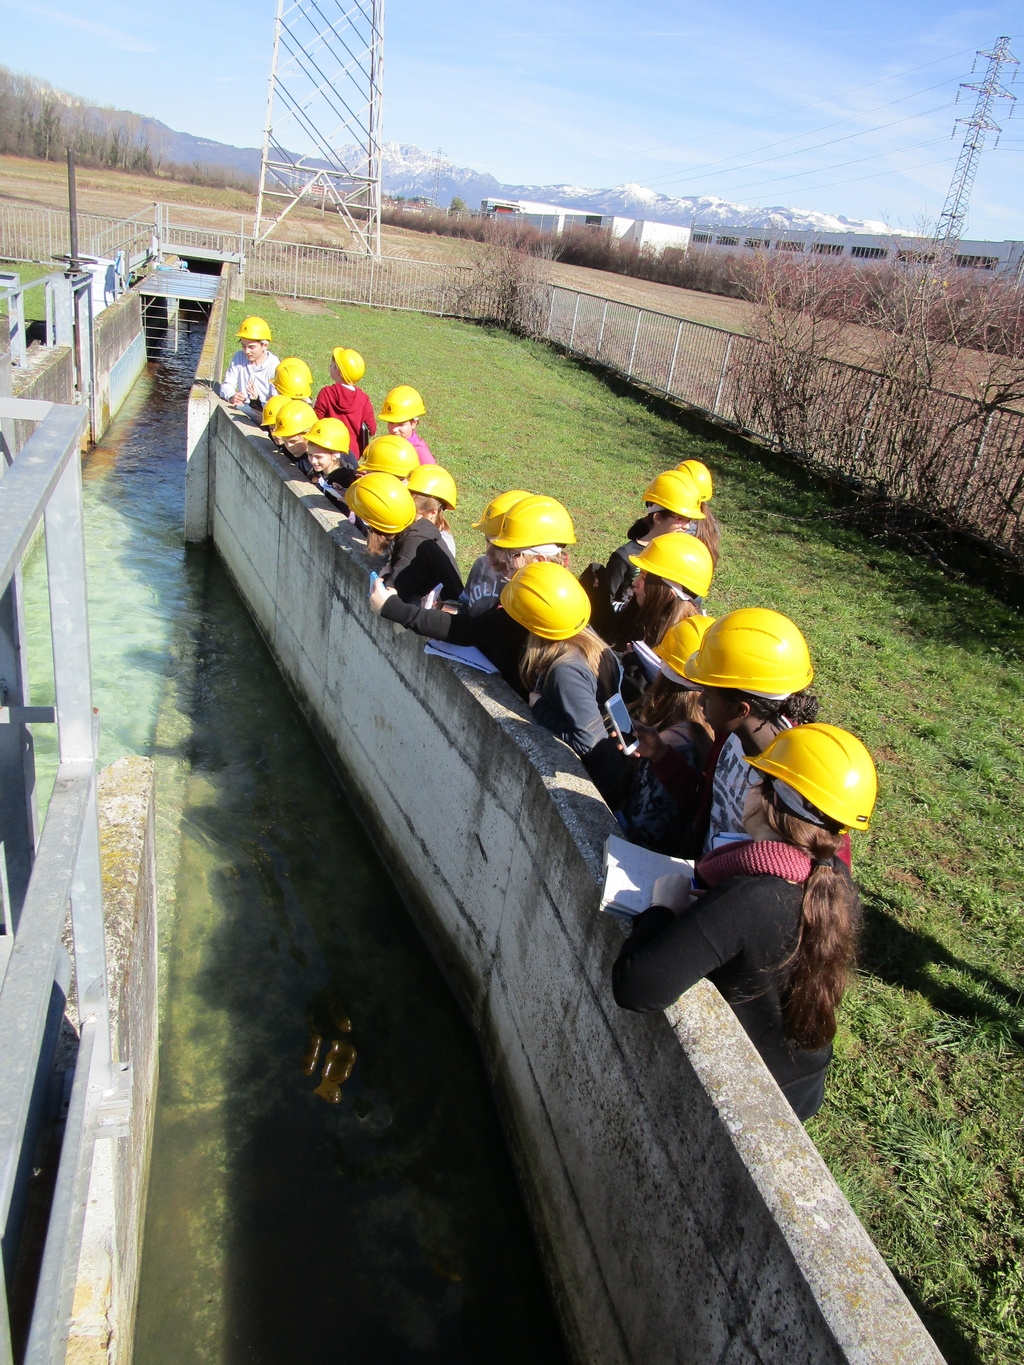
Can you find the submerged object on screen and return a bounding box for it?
[314,1078,343,1104]
[302,1032,324,1076]
[322,1039,357,1086]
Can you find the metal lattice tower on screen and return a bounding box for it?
[937,35,1018,244]
[254,0,385,254]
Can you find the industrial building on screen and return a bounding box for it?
[480,198,691,251]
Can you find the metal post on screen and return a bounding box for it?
[545,287,556,339]
[595,299,609,361]
[626,309,642,378]
[0,567,39,932]
[665,319,683,395]
[66,151,79,270]
[568,293,581,350]
[712,334,734,414]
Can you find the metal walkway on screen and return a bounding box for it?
[136,272,222,303]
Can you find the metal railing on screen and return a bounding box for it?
[0,273,81,369]
[535,283,1024,560]
[0,207,151,272]
[0,397,123,1365]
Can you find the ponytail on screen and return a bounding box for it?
[762,793,858,1049]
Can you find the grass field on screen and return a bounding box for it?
[229,296,1024,1365]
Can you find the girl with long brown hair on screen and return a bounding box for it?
[613,723,877,1120]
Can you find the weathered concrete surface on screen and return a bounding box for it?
[10,344,75,453]
[92,290,146,441]
[67,757,159,1365]
[195,399,944,1365]
[184,266,233,543]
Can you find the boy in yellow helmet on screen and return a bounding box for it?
[221,317,279,413]
[377,385,435,464]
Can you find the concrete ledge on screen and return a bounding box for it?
[196,397,943,1365]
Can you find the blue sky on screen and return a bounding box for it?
[4,0,1022,237]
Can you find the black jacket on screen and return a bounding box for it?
[612,870,861,1119]
[380,598,530,698]
[384,519,463,605]
[606,537,647,605]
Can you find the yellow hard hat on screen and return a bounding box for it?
[683,607,813,697]
[273,399,317,440]
[676,459,713,503]
[346,472,416,535]
[628,533,714,598]
[305,418,351,453]
[747,723,878,833]
[378,384,426,423]
[491,494,576,549]
[360,434,419,478]
[654,615,716,680]
[274,357,313,400]
[332,347,365,384]
[472,489,532,537]
[237,315,272,341]
[643,470,706,521]
[500,563,592,640]
[407,464,457,508]
[260,394,291,429]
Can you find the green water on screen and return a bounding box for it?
[23,330,567,1364]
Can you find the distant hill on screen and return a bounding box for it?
[1,66,894,234]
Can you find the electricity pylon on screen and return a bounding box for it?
[937,35,1017,245]
[254,0,385,255]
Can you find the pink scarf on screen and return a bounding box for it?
[697,839,813,887]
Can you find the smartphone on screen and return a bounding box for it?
[604,692,639,756]
[368,571,378,597]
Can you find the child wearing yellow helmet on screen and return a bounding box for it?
[636,608,828,863]
[304,418,357,504]
[351,473,462,606]
[314,347,376,458]
[502,564,629,806]
[377,386,435,465]
[617,616,717,853]
[259,395,292,448]
[613,721,876,1120]
[457,490,532,617]
[608,533,715,695]
[221,317,280,412]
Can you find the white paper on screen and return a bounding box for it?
[601,834,694,919]
[631,638,662,682]
[424,641,499,674]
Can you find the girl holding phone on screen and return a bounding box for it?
[500,563,629,807]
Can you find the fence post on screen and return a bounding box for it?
[712,334,734,415]
[568,293,581,350]
[596,299,609,361]
[439,266,447,318]
[626,309,642,379]
[665,319,683,395]
[545,288,556,339]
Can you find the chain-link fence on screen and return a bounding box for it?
[4,204,1021,557]
[534,283,1024,560]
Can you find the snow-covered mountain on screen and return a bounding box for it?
[377,142,894,235]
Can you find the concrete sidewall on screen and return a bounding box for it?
[199,401,942,1365]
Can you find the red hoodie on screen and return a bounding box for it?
[313,384,376,456]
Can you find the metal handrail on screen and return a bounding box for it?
[0,397,113,1365]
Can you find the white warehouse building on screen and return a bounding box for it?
[480,199,691,252]
[689,223,1024,279]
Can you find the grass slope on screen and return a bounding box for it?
[230,296,1024,1365]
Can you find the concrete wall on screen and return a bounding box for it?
[184,267,232,543]
[10,345,75,454]
[67,757,159,1365]
[192,399,943,1365]
[92,289,146,442]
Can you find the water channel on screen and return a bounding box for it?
[22,324,568,1364]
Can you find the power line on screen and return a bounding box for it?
[639,77,964,191]
[705,134,950,200]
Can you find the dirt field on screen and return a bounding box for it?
[0,155,757,332]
